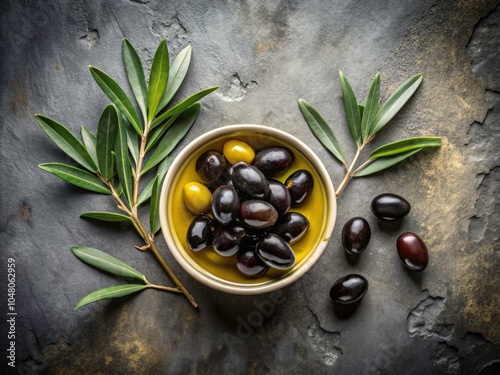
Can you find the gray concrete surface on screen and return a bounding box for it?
[1,0,499,374]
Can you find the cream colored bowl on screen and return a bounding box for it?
[159,125,336,295]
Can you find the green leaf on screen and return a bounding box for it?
[338,70,362,147]
[71,246,145,280]
[115,115,134,207]
[298,99,345,163]
[149,175,161,234]
[80,212,131,222]
[148,39,170,122]
[157,44,192,113]
[96,105,119,180]
[39,163,111,194]
[358,104,364,119]
[370,73,423,136]
[80,126,98,165]
[122,38,148,124]
[120,114,139,166]
[368,136,441,159]
[354,149,422,177]
[36,115,98,172]
[138,156,173,205]
[89,66,143,136]
[150,86,218,128]
[143,103,200,174]
[145,113,180,152]
[361,72,380,142]
[75,284,147,310]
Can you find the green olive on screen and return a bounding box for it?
[223,140,255,164]
[182,182,212,215]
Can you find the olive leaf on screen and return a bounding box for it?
[36,115,98,172]
[80,212,131,222]
[368,136,441,159]
[369,73,423,136]
[157,44,192,112]
[298,99,345,164]
[149,175,161,234]
[75,284,147,310]
[150,86,218,128]
[89,66,143,135]
[354,149,421,177]
[71,246,145,281]
[142,103,200,174]
[80,126,98,165]
[124,114,140,166]
[339,70,362,147]
[96,104,119,180]
[122,38,148,124]
[148,39,170,121]
[39,163,111,194]
[114,114,134,207]
[360,72,380,142]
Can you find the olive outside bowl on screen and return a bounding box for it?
[159,125,336,295]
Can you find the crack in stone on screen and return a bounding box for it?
[433,341,461,375]
[216,73,258,102]
[408,295,454,340]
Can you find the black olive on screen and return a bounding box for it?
[341,217,371,254]
[186,214,214,252]
[236,239,269,277]
[266,179,291,214]
[253,146,294,177]
[329,274,368,304]
[396,232,429,271]
[211,185,240,225]
[371,193,411,221]
[269,212,309,243]
[196,150,227,183]
[256,234,296,270]
[212,224,246,257]
[285,169,314,207]
[231,162,270,199]
[239,200,278,229]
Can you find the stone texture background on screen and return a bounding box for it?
[1,0,499,374]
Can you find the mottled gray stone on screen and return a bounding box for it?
[1,0,500,374]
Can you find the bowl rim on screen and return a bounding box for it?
[159,124,336,295]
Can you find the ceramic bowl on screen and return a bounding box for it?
[159,125,336,295]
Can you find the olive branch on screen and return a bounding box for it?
[37,38,218,309]
[299,71,441,197]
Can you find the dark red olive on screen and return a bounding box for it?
[211,185,240,225]
[186,215,214,252]
[329,274,368,304]
[252,146,294,177]
[371,193,411,221]
[239,200,278,229]
[231,162,269,198]
[269,212,309,243]
[396,232,429,271]
[212,224,246,257]
[285,170,314,207]
[196,150,227,183]
[342,217,371,254]
[236,240,269,277]
[256,234,296,270]
[266,179,291,214]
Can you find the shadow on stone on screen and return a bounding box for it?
[345,251,360,265]
[333,300,362,319]
[376,218,403,232]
